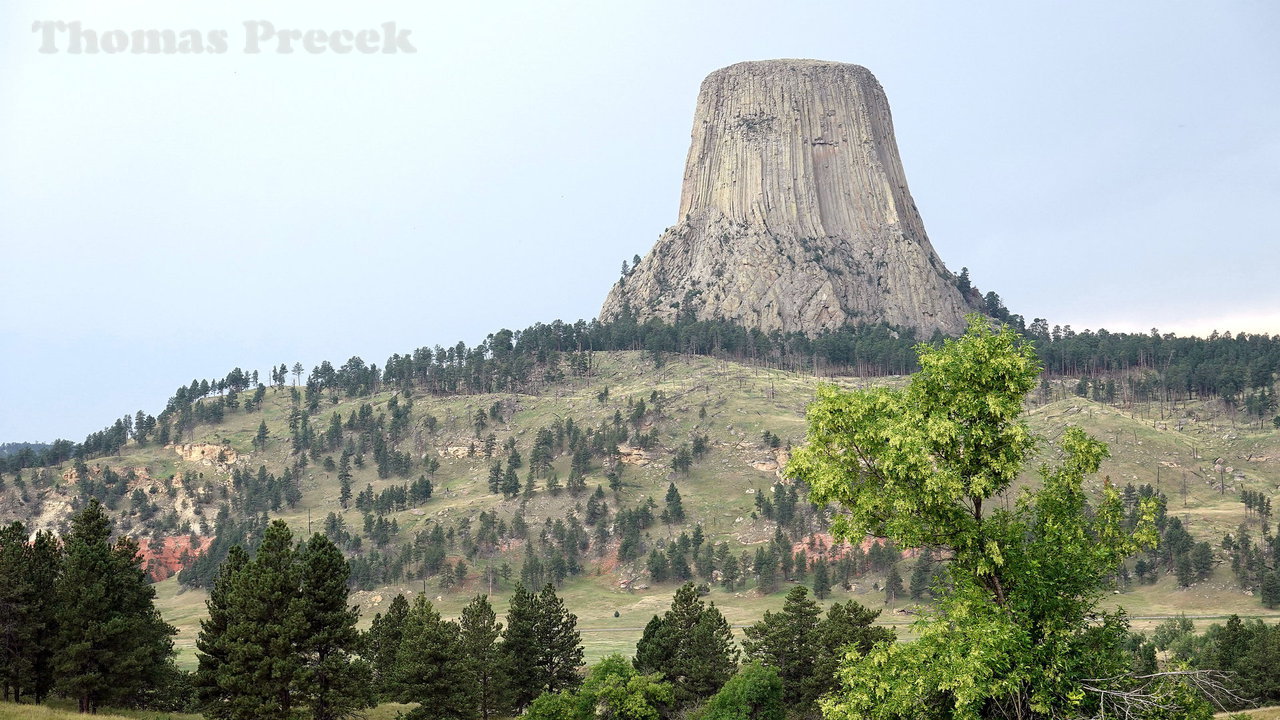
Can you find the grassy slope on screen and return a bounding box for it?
[6,353,1280,669]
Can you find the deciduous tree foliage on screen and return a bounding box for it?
[524,654,672,720]
[690,662,785,720]
[788,317,1205,720]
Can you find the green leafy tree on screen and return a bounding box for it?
[789,318,1204,720]
[54,499,176,713]
[525,654,672,720]
[690,662,784,720]
[634,582,738,707]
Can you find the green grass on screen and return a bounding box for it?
[1216,709,1280,719]
[0,700,424,720]
[0,700,200,720]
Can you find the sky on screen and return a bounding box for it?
[1,1,1278,442]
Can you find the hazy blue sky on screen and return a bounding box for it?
[2,1,1278,442]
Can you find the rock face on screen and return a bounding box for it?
[600,59,973,336]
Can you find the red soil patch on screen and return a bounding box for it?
[137,535,212,582]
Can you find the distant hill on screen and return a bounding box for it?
[0,441,51,457]
[3,350,1278,667]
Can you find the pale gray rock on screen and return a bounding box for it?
[600,59,973,336]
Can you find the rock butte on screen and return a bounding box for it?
[600,59,973,336]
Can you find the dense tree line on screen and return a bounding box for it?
[0,500,176,712]
[7,304,1277,476]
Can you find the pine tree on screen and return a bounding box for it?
[757,550,779,594]
[634,582,738,707]
[391,595,473,720]
[1176,552,1195,587]
[501,464,520,499]
[812,600,894,705]
[909,556,932,600]
[0,522,61,703]
[742,585,821,709]
[365,594,409,699]
[812,557,832,600]
[54,499,176,713]
[531,583,584,695]
[295,534,374,720]
[195,545,249,719]
[211,521,302,720]
[338,453,352,509]
[501,583,541,711]
[664,483,685,523]
[1261,572,1280,610]
[459,595,506,719]
[883,565,904,604]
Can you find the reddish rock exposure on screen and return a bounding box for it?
[137,535,212,582]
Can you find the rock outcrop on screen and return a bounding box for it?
[600,59,973,336]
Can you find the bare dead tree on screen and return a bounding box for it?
[1079,669,1251,719]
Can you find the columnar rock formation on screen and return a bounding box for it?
[600,59,973,336]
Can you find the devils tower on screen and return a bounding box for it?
[600,59,972,336]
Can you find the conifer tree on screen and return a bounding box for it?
[812,556,832,600]
[391,595,473,720]
[338,453,352,509]
[634,582,737,706]
[295,534,375,720]
[883,565,904,604]
[54,499,176,713]
[742,585,821,709]
[501,583,541,711]
[663,482,685,523]
[909,556,932,600]
[812,600,894,707]
[531,583,584,696]
[366,594,409,699]
[208,521,302,720]
[195,545,248,719]
[0,522,61,703]
[459,594,506,719]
